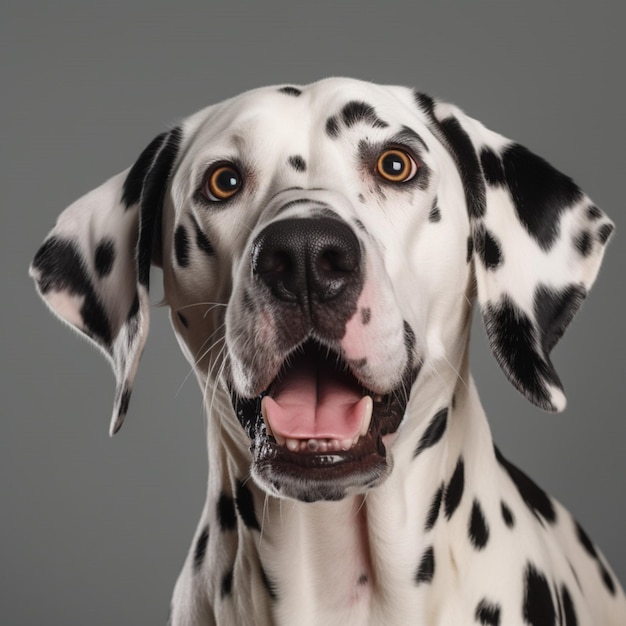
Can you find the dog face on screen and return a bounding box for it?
[31,78,613,502]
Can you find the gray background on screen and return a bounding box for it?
[2,1,624,624]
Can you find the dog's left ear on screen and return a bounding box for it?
[30,127,183,435]
[417,93,614,412]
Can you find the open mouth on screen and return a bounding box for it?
[233,339,415,501]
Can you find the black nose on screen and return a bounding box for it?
[251,217,361,305]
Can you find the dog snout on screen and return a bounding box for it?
[251,217,361,305]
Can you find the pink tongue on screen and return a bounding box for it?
[263,350,364,440]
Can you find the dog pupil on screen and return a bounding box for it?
[218,169,239,190]
[383,155,403,174]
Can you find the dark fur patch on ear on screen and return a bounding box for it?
[482,295,562,410]
[500,144,583,250]
[474,226,503,270]
[480,147,506,187]
[94,239,116,277]
[137,126,183,286]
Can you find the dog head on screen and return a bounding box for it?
[31,78,613,501]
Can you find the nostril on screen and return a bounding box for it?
[318,246,359,274]
[257,249,293,275]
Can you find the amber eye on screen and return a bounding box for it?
[203,164,243,201]
[375,149,418,183]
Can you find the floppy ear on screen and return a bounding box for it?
[416,93,614,412]
[30,127,183,434]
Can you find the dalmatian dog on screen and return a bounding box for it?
[31,78,626,625]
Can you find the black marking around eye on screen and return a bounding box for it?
[415,546,435,584]
[326,116,340,138]
[523,563,555,626]
[342,101,389,130]
[235,481,261,530]
[287,155,307,172]
[193,525,209,570]
[414,408,448,458]
[32,237,112,346]
[496,447,556,524]
[174,224,191,267]
[444,457,465,520]
[94,239,116,277]
[278,86,302,96]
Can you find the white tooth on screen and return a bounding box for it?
[260,397,274,437]
[286,438,300,452]
[318,440,329,453]
[328,439,341,451]
[360,396,374,436]
[274,433,286,446]
[340,438,353,450]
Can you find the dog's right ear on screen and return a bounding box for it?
[30,127,183,435]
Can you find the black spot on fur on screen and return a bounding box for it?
[534,283,586,356]
[467,236,474,263]
[483,296,561,410]
[192,218,215,257]
[193,525,209,570]
[444,458,465,520]
[32,237,113,346]
[496,447,556,524]
[598,222,614,244]
[414,408,448,458]
[429,200,442,222]
[236,481,260,531]
[586,205,602,220]
[177,312,188,328]
[326,116,340,138]
[480,147,506,187]
[221,568,233,598]
[575,521,597,557]
[501,144,583,250]
[137,127,182,286]
[94,239,115,277]
[287,155,306,172]
[561,585,578,626]
[523,563,555,626]
[217,492,237,531]
[361,307,371,325]
[415,546,435,584]
[341,101,389,130]
[501,501,515,528]
[278,86,302,97]
[475,598,501,625]
[600,563,616,596]
[174,224,190,267]
[469,499,490,550]
[474,226,503,270]
[260,565,278,600]
[425,484,444,531]
[357,574,368,586]
[358,194,366,204]
[574,231,592,257]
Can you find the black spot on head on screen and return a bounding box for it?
[480,147,506,187]
[414,408,448,458]
[137,127,183,287]
[444,457,465,520]
[575,520,596,558]
[32,237,112,346]
[192,217,215,257]
[278,86,302,97]
[483,296,560,410]
[586,205,602,220]
[523,563,555,626]
[174,224,190,267]
[193,525,209,570]
[217,492,237,531]
[341,101,389,130]
[475,598,501,625]
[474,226,503,270]
[573,231,593,257]
[501,501,515,528]
[425,483,444,532]
[496,447,556,524]
[469,499,490,550]
[598,222,614,244]
[236,481,261,531]
[360,307,371,325]
[561,585,578,626]
[501,143,583,250]
[600,562,616,596]
[94,239,115,277]
[429,200,442,223]
[221,568,233,598]
[534,283,586,356]
[177,311,189,328]
[287,155,306,172]
[415,546,435,584]
[260,565,278,601]
[326,116,340,138]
